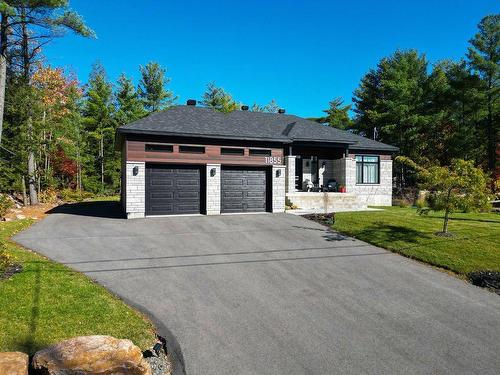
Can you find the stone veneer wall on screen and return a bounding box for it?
[284,156,296,193]
[345,156,392,206]
[285,192,366,211]
[272,165,286,212]
[206,164,221,215]
[125,161,145,219]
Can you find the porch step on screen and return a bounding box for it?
[285,192,367,212]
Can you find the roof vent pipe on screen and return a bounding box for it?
[241,105,249,111]
[186,99,197,106]
[278,108,285,114]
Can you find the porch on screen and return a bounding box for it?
[283,144,393,212]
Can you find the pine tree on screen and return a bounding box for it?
[252,99,280,113]
[467,14,500,174]
[82,63,116,193]
[138,62,175,112]
[424,60,484,166]
[321,98,353,130]
[115,74,146,125]
[353,50,430,160]
[202,82,238,113]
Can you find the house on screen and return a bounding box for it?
[116,101,398,218]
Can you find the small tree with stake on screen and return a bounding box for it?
[396,157,492,235]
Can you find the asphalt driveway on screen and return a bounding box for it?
[14,202,500,375]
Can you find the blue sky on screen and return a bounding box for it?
[44,0,499,118]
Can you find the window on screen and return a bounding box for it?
[221,147,244,155]
[356,155,379,184]
[249,149,271,156]
[179,145,205,154]
[145,144,173,152]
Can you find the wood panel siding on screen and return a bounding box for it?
[127,140,284,166]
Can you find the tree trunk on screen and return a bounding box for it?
[27,114,38,205]
[76,143,81,191]
[0,12,8,145]
[21,175,27,206]
[100,136,104,192]
[37,168,41,194]
[28,147,38,205]
[486,89,494,173]
[21,10,37,205]
[21,11,29,80]
[442,189,453,234]
[442,209,450,234]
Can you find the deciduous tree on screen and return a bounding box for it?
[0,0,93,204]
[397,156,492,234]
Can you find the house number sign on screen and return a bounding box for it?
[265,156,282,164]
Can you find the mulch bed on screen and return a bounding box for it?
[301,213,336,227]
[0,263,23,280]
[468,271,500,295]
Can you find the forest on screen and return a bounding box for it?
[0,1,498,206]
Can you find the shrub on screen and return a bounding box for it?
[38,188,59,204]
[399,200,411,208]
[393,198,411,208]
[285,198,299,210]
[59,189,94,202]
[494,179,500,199]
[0,242,12,274]
[415,198,427,209]
[0,194,13,219]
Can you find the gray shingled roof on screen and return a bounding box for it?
[117,105,398,152]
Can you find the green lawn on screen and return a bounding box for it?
[333,207,500,274]
[0,220,156,355]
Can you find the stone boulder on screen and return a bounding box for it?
[32,335,152,375]
[0,352,29,375]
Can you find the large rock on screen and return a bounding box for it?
[32,335,152,375]
[0,352,29,375]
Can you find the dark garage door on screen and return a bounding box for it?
[221,167,267,213]
[146,164,202,215]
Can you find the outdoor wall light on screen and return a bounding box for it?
[133,166,139,176]
[210,168,217,177]
[276,169,281,178]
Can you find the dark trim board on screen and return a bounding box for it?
[145,163,206,216]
